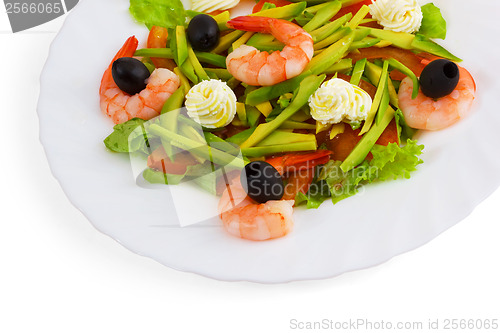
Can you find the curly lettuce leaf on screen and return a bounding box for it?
[295,180,331,209]
[369,140,424,181]
[296,139,425,207]
[394,108,416,142]
[129,0,186,29]
[418,3,447,39]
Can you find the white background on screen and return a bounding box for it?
[1,3,499,333]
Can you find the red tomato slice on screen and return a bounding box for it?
[252,0,292,13]
[147,26,176,71]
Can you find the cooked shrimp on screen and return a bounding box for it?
[398,66,476,130]
[218,178,294,241]
[226,16,314,86]
[100,36,181,124]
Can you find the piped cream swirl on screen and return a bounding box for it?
[191,0,240,13]
[308,78,372,125]
[369,0,423,34]
[185,79,237,128]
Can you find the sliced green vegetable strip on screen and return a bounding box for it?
[304,2,330,14]
[310,13,351,42]
[142,61,155,74]
[212,30,245,54]
[135,48,227,68]
[279,120,316,130]
[227,127,255,146]
[345,5,370,29]
[394,108,416,141]
[361,27,415,49]
[295,10,315,27]
[302,1,341,32]
[169,30,197,84]
[242,141,317,157]
[411,34,461,62]
[135,48,173,58]
[361,30,461,61]
[250,1,307,19]
[175,26,188,66]
[173,67,190,95]
[179,59,198,84]
[204,68,232,81]
[149,124,244,168]
[246,106,261,127]
[307,32,355,74]
[376,75,390,124]
[341,106,396,172]
[350,58,367,86]
[246,34,284,52]
[195,52,227,68]
[241,74,325,148]
[247,33,275,46]
[236,102,247,126]
[349,38,381,52]
[161,86,185,114]
[258,131,315,146]
[353,27,371,41]
[360,60,389,135]
[159,108,182,160]
[232,31,254,50]
[179,124,208,164]
[387,58,419,99]
[364,61,399,108]
[323,58,353,75]
[313,27,350,50]
[246,71,309,106]
[187,46,209,81]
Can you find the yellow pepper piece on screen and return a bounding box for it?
[173,67,190,96]
[330,123,346,139]
[255,101,273,117]
[232,31,254,51]
[316,122,332,134]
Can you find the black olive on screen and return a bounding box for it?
[112,57,151,95]
[419,59,460,99]
[241,161,284,204]
[187,14,220,52]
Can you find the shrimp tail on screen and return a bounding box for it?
[227,16,274,33]
[100,36,138,94]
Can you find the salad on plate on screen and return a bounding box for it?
[100,0,476,241]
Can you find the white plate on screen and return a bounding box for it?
[38,0,500,283]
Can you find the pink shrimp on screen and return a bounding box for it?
[218,178,294,241]
[225,16,314,86]
[398,65,476,130]
[100,36,180,124]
